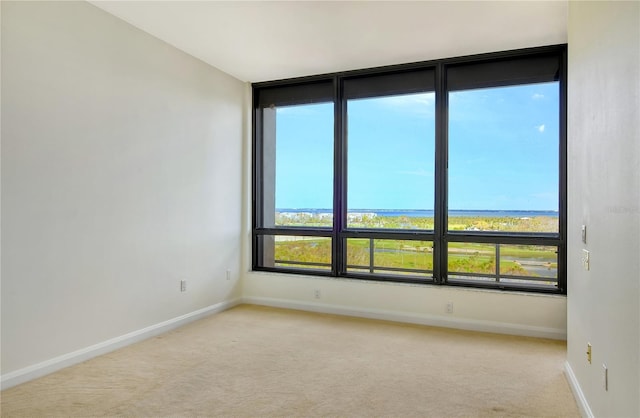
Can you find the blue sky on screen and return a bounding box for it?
[274,81,559,211]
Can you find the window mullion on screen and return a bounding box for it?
[434,63,448,285]
[557,48,568,293]
[333,76,345,277]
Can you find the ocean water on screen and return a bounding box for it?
[276,209,558,218]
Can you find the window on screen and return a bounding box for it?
[344,70,435,231]
[253,45,566,294]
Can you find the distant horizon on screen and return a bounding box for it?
[276,208,559,213]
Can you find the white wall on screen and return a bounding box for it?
[243,272,567,339]
[1,0,244,382]
[566,2,640,417]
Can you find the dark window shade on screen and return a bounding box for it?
[343,69,435,100]
[447,54,560,91]
[257,81,334,108]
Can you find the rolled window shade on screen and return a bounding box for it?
[257,81,334,108]
[447,53,560,91]
[343,69,435,100]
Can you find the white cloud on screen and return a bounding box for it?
[382,93,435,107]
[373,92,435,118]
[532,93,545,100]
[538,124,545,133]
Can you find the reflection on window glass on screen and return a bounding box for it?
[346,238,433,278]
[448,82,559,233]
[347,93,435,229]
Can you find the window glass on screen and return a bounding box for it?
[447,243,558,288]
[260,102,334,227]
[498,244,557,280]
[259,235,332,271]
[448,242,496,277]
[347,238,433,278]
[448,82,559,233]
[347,92,435,229]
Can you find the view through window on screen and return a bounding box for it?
[447,81,560,284]
[347,92,435,230]
[253,46,566,293]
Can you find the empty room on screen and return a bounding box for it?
[1,1,638,417]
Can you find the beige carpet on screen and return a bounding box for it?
[1,304,579,417]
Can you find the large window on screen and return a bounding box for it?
[253,46,566,294]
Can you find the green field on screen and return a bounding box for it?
[275,213,558,233]
[271,214,558,282]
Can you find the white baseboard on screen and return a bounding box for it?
[241,296,567,340]
[1,299,240,390]
[564,361,594,418]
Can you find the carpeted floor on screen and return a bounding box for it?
[1,304,579,417]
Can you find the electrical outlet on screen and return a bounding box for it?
[180,280,187,292]
[587,343,592,364]
[446,302,454,314]
[314,289,321,299]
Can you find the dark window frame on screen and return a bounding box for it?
[252,44,567,295]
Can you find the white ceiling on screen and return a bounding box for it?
[90,1,568,83]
